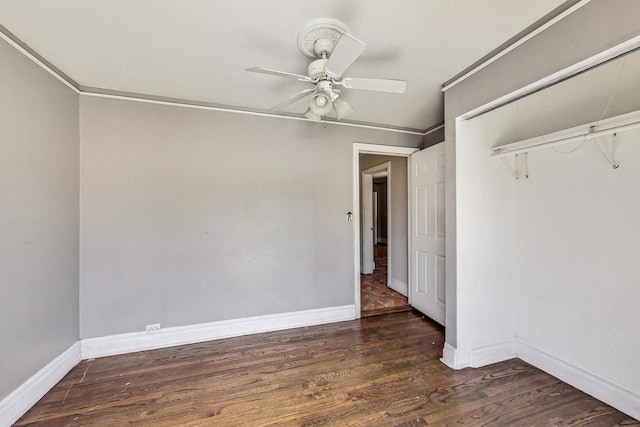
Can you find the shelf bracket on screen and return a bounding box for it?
[500,152,529,179]
[595,132,620,169]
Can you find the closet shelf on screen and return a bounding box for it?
[490,109,640,175]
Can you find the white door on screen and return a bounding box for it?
[410,142,446,325]
[361,173,374,274]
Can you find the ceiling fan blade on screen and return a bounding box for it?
[341,77,407,93]
[246,67,311,82]
[324,33,366,79]
[269,88,315,111]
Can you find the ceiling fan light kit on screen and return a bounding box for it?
[246,18,406,122]
[309,80,334,115]
[310,94,333,115]
[304,107,322,122]
[333,96,354,120]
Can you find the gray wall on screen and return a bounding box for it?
[79,96,421,338]
[423,126,444,148]
[359,154,409,288]
[443,0,640,348]
[0,39,79,400]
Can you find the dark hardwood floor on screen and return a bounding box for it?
[16,312,637,426]
[361,244,412,317]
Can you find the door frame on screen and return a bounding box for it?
[353,143,419,318]
[361,161,390,275]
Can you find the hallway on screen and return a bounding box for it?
[360,244,412,317]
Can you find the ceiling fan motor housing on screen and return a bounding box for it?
[313,37,335,58]
[308,58,328,80]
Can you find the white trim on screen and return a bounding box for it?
[440,339,517,370]
[0,342,81,427]
[355,143,419,157]
[469,339,517,367]
[353,148,362,317]
[517,339,640,420]
[442,0,592,92]
[81,92,426,136]
[460,34,640,121]
[442,338,640,419]
[361,172,375,274]
[407,152,413,308]
[424,123,445,136]
[440,342,469,369]
[388,278,408,297]
[81,305,355,359]
[353,143,419,318]
[0,30,80,94]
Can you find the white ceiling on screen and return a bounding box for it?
[0,0,568,132]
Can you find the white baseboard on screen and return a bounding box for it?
[438,338,639,420]
[388,278,408,297]
[0,342,81,427]
[516,339,640,420]
[81,305,356,359]
[469,339,516,368]
[440,339,516,370]
[440,342,470,369]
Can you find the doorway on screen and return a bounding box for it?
[354,144,418,318]
[360,162,410,317]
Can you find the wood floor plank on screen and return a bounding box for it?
[14,312,638,426]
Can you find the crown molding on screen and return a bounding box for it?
[1,25,433,136]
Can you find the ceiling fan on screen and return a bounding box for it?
[246,19,407,121]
